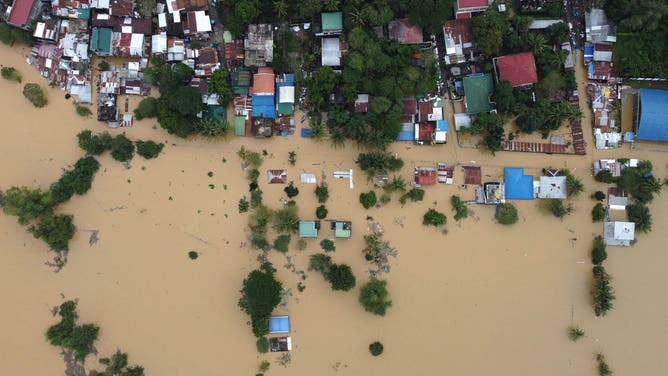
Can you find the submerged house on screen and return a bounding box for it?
[603,221,635,247]
[414,166,437,186]
[268,316,290,334]
[298,221,320,238]
[5,0,41,29]
[607,187,628,210]
[504,167,534,200]
[330,221,351,239]
[537,176,567,199]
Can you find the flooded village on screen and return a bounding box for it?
[1,0,667,375]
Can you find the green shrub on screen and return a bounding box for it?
[288,151,296,165]
[1,66,21,82]
[237,146,263,168]
[46,300,99,362]
[238,269,283,338]
[272,205,299,233]
[593,191,606,201]
[314,183,329,203]
[399,188,424,205]
[259,360,270,372]
[568,326,585,342]
[592,203,606,222]
[592,265,615,317]
[542,199,572,218]
[256,337,269,353]
[135,140,164,159]
[238,197,249,213]
[296,239,307,251]
[284,181,299,198]
[359,191,377,209]
[250,189,263,208]
[627,202,652,233]
[592,235,607,265]
[273,235,291,253]
[308,253,332,273]
[110,134,135,162]
[359,278,392,316]
[496,203,518,225]
[1,186,53,225]
[451,195,469,221]
[134,97,158,120]
[77,130,112,155]
[29,214,75,251]
[198,118,231,138]
[423,208,447,226]
[595,170,615,183]
[369,342,384,356]
[320,239,335,252]
[315,205,328,219]
[596,353,612,376]
[75,104,92,117]
[50,156,100,205]
[188,251,198,260]
[325,264,356,291]
[23,83,48,107]
[383,176,407,193]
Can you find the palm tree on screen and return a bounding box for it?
[347,7,365,28]
[273,0,288,19]
[323,0,340,12]
[526,33,548,56]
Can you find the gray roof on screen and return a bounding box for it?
[537,176,567,199]
[603,221,635,246]
[585,8,617,44]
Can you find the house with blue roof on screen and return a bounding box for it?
[504,168,534,200]
[636,89,668,142]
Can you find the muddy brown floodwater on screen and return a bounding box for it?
[1,44,667,375]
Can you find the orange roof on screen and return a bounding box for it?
[252,67,275,96]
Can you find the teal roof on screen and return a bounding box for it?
[463,74,494,114]
[277,102,294,115]
[321,12,343,31]
[335,222,351,238]
[77,8,90,19]
[91,28,112,55]
[299,221,318,238]
[234,115,246,136]
[205,105,226,121]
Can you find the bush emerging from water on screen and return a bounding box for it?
[75,104,92,117]
[314,183,329,203]
[399,188,424,205]
[256,337,269,353]
[238,197,249,213]
[451,195,469,221]
[29,214,76,251]
[77,130,112,155]
[135,140,164,159]
[1,186,53,225]
[238,269,283,338]
[542,199,572,219]
[308,253,332,274]
[626,202,652,233]
[369,342,384,356]
[110,134,135,162]
[592,203,606,222]
[596,353,612,376]
[325,264,356,291]
[283,181,299,198]
[593,190,606,201]
[591,235,607,265]
[23,83,48,107]
[315,205,328,219]
[50,156,100,205]
[1,66,21,82]
[273,235,291,253]
[359,191,377,209]
[359,278,392,316]
[568,326,585,342]
[320,239,335,252]
[496,203,518,225]
[188,251,198,260]
[423,208,447,227]
[592,265,615,317]
[46,300,100,362]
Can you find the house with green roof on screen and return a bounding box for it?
[231,68,250,95]
[91,27,113,56]
[234,115,246,136]
[462,73,495,114]
[317,12,343,36]
[331,221,351,238]
[298,221,320,238]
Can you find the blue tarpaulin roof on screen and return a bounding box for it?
[397,131,414,141]
[637,89,668,142]
[504,168,534,200]
[252,95,276,119]
[269,316,290,333]
[301,128,313,138]
[584,44,594,62]
[437,119,448,132]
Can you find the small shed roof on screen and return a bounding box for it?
[496,52,538,87]
[321,12,343,32]
[299,221,318,238]
[504,167,534,200]
[269,316,290,333]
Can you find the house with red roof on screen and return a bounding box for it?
[494,52,538,88]
[455,0,490,19]
[414,166,437,186]
[388,19,424,44]
[5,0,39,29]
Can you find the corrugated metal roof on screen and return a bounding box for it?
[637,89,668,142]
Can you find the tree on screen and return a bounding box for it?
[359,191,377,209]
[592,203,606,222]
[23,83,48,107]
[423,208,447,226]
[77,130,112,155]
[1,66,21,82]
[369,341,384,356]
[592,235,607,265]
[256,337,269,353]
[592,265,615,317]
[383,176,407,193]
[565,172,584,197]
[497,203,518,225]
[110,134,135,162]
[596,169,615,183]
[536,71,565,99]
[472,9,504,57]
[316,205,328,219]
[569,326,585,342]
[283,181,299,198]
[326,264,356,291]
[465,112,506,154]
[407,0,454,34]
[359,278,392,316]
[50,156,100,205]
[135,140,164,159]
[238,269,283,337]
[593,191,606,201]
[134,97,158,120]
[46,300,100,362]
[494,80,519,115]
[29,214,75,251]
[320,239,335,252]
[308,253,332,274]
[273,234,291,253]
[1,187,53,225]
[197,118,231,138]
[399,188,425,205]
[90,350,145,376]
[451,195,469,221]
[545,22,569,44]
[209,68,233,106]
[75,105,92,117]
[97,60,110,71]
[356,152,404,180]
[315,183,329,203]
[137,0,155,17]
[238,197,249,213]
[542,199,572,218]
[596,353,613,376]
[272,205,299,233]
[627,202,652,233]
